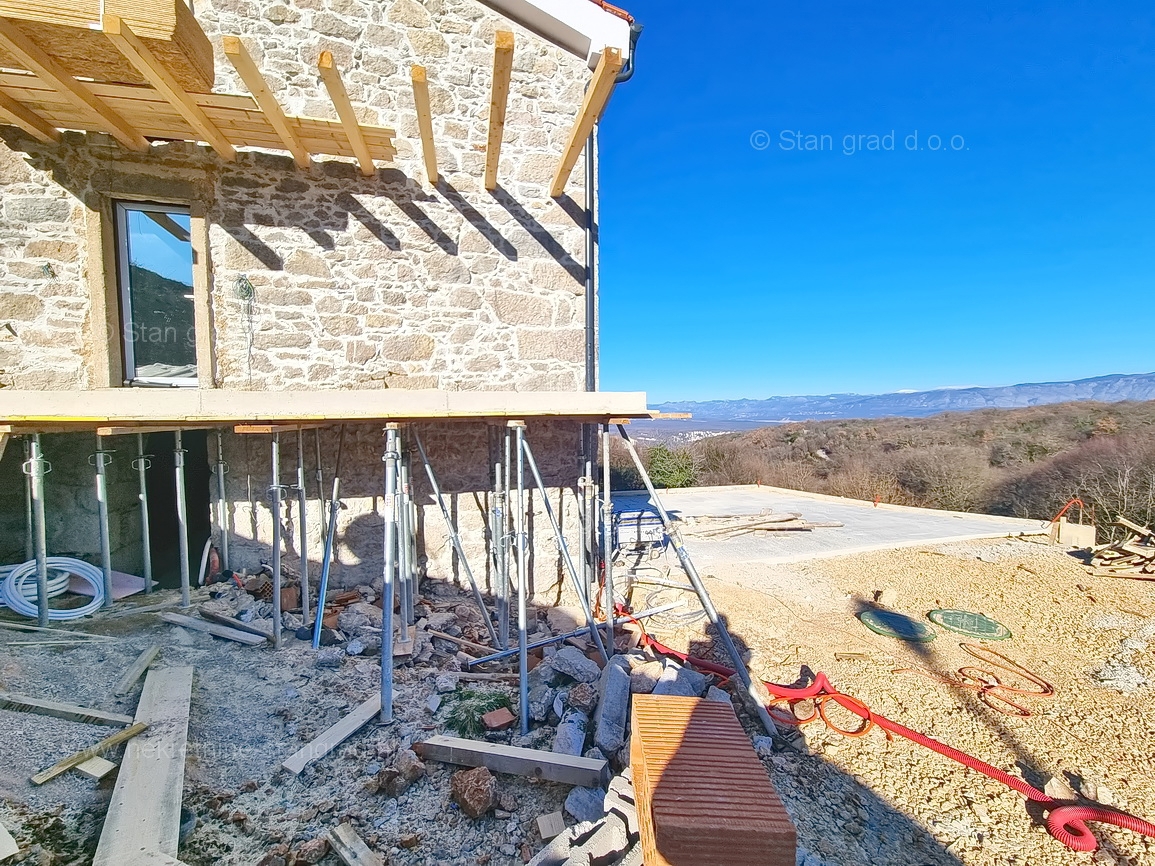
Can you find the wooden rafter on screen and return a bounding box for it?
[102,14,235,160]
[550,47,623,198]
[222,35,310,169]
[317,50,374,177]
[410,65,437,185]
[0,18,148,151]
[0,87,59,143]
[484,30,514,191]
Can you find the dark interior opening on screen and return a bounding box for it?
[145,430,212,588]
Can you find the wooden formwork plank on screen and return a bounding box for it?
[0,691,134,727]
[283,695,381,775]
[414,735,609,788]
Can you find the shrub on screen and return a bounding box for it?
[647,444,699,489]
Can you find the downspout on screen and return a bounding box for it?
[585,22,642,394]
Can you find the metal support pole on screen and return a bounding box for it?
[397,437,412,642]
[296,428,311,624]
[24,435,50,627]
[615,424,779,737]
[214,430,229,572]
[602,424,614,650]
[413,430,500,647]
[23,437,33,562]
[93,434,114,609]
[492,427,509,649]
[134,434,153,593]
[312,426,346,648]
[270,433,283,650]
[512,421,529,735]
[502,424,512,648]
[519,434,609,663]
[381,424,400,724]
[174,431,191,610]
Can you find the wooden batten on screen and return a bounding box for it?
[484,30,514,191]
[102,14,235,160]
[317,50,374,177]
[223,35,310,169]
[0,87,59,142]
[550,46,623,198]
[410,65,438,184]
[0,18,148,151]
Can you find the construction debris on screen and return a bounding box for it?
[0,691,134,727]
[683,511,844,540]
[1088,516,1155,579]
[416,736,610,789]
[0,822,17,862]
[30,722,149,786]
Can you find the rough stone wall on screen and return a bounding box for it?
[0,0,601,595]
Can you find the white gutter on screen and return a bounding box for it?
[473,0,632,67]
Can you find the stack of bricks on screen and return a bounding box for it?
[630,694,796,865]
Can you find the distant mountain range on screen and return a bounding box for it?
[653,372,1155,424]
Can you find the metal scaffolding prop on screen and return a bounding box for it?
[311,425,346,649]
[173,430,191,609]
[614,423,779,738]
[22,434,50,627]
[295,428,311,624]
[381,424,400,724]
[135,434,154,594]
[511,421,529,734]
[92,434,114,608]
[413,429,499,647]
[269,432,284,650]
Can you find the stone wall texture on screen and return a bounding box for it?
[0,0,607,597]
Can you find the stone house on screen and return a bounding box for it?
[0,0,647,607]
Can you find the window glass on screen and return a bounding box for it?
[117,203,197,385]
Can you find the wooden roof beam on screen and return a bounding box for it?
[484,30,514,191]
[103,15,236,161]
[410,65,438,185]
[0,18,148,152]
[550,46,622,198]
[222,36,310,169]
[317,50,374,177]
[0,87,60,143]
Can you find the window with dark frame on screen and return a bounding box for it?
[115,201,198,387]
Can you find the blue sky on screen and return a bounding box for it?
[597,1,1155,402]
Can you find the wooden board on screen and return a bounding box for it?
[282,695,381,775]
[329,823,384,866]
[158,612,266,646]
[197,609,273,639]
[76,755,118,780]
[0,821,17,860]
[0,691,134,727]
[31,722,148,785]
[113,645,161,696]
[414,735,609,788]
[93,667,193,866]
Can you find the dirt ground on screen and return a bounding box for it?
[1,535,1153,865]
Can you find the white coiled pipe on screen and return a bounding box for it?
[1,557,106,620]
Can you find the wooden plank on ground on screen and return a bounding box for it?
[93,667,193,866]
[76,755,118,780]
[282,695,382,775]
[414,735,609,788]
[197,609,272,639]
[31,722,148,785]
[158,612,266,646]
[0,821,18,860]
[329,822,384,866]
[0,691,134,727]
[113,645,160,695]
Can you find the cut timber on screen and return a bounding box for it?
[536,811,565,841]
[92,667,193,866]
[415,735,609,788]
[329,823,384,866]
[101,15,235,159]
[550,46,623,197]
[158,612,267,646]
[283,695,382,775]
[631,695,795,866]
[0,388,650,427]
[113,645,160,695]
[223,36,309,169]
[410,65,437,184]
[318,50,374,177]
[0,0,214,92]
[31,722,148,785]
[484,30,514,191]
[0,691,134,727]
[0,18,148,151]
[0,87,59,142]
[0,821,17,860]
[76,755,118,780]
[197,608,274,639]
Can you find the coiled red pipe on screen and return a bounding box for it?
[642,635,1155,853]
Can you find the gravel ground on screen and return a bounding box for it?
[2,535,1153,865]
[641,535,1155,866]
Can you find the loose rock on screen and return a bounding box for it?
[451,766,497,819]
[551,647,601,684]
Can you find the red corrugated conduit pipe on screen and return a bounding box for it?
[631,623,1155,853]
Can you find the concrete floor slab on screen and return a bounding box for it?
[613,485,1045,567]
